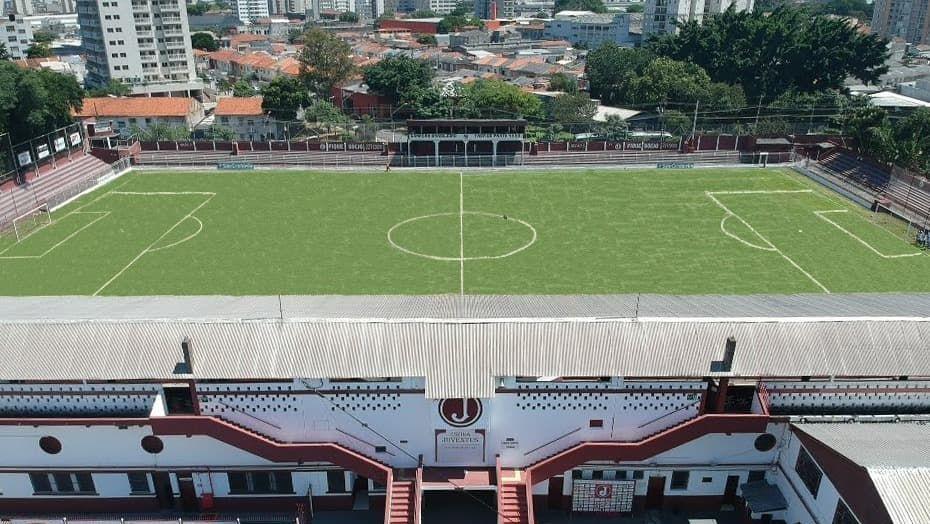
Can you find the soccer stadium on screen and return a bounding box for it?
[1,120,930,524]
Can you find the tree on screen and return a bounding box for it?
[437,13,484,33]
[625,2,644,12]
[459,79,544,120]
[232,79,254,97]
[649,7,889,99]
[187,2,209,15]
[298,28,354,97]
[0,43,10,61]
[26,43,52,58]
[261,75,311,121]
[363,56,434,105]
[553,0,606,13]
[416,34,437,45]
[32,30,55,43]
[410,9,437,17]
[0,63,83,143]
[86,79,130,97]
[303,99,349,137]
[191,32,219,51]
[130,123,191,140]
[548,72,578,93]
[549,92,597,129]
[595,114,629,140]
[207,125,236,140]
[338,11,359,22]
[586,45,745,110]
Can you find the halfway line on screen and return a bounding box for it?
[459,171,465,296]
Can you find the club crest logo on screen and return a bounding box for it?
[438,398,483,428]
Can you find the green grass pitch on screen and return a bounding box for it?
[1,167,929,296]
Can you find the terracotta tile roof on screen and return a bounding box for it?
[75,97,195,118]
[215,96,265,116]
[207,49,243,62]
[192,49,210,57]
[278,57,301,76]
[229,33,269,45]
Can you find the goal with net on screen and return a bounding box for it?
[2,203,52,243]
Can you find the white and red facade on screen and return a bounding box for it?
[1,294,929,524]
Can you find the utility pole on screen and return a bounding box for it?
[753,94,764,133]
[690,100,700,141]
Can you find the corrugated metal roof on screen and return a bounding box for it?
[869,467,930,524]
[2,294,930,397]
[794,423,930,468]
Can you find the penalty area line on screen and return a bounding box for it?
[93,194,215,296]
[706,191,830,294]
[814,210,923,259]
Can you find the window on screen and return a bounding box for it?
[833,500,858,524]
[701,477,713,483]
[632,470,644,480]
[591,470,603,480]
[127,472,152,494]
[615,470,627,480]
[226,471,293,495]
[748,470,766,482]
[30,473,96,494]
[670,471,689,490]
[571,470,582,480]
[326,470,345,493]
[795,448,822,498]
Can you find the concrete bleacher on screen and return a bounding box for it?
[134,149,389,167]
[525,149,744,166]
[817,150,892,192]
[0,154,113,229]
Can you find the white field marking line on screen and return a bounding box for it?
[814,210,923,259]
[708,189,814,195]
[459,171,465,296]
[706,191,831,294]
[109,191,216,196]
[719,214,776,252]
[147,215,204,253]
[93,193,216,296]
[386,211,537,261]
[0,177,136,255]
[0,212,110,259]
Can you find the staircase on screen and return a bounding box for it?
[386,476,417,524]
[498,471,531,524]
[150,415,391,484]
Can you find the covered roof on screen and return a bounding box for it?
[2,294,930,398]
[215,96,265,116]
[795,423,930,524]
[75,97,195,119]
[868,91,930,109]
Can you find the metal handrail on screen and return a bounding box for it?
[215,400,283,430]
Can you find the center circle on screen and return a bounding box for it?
[388,211,537,261]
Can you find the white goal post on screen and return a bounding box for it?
[9,203,52,242]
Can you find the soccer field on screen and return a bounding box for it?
[1,167,928,296]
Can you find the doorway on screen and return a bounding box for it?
[352,475,370,510]
[723,475,741,504]
[163,385,196,414]
[645,476,665,509]
[547,475,564,510]
[153,471,174,509]
[177,473,198,512]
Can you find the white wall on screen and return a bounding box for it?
[774,431,842,524]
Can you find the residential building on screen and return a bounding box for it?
[413,0,457,15]
[231,0,269,23]
[11,0,35,15]
[77,0,203,96]
[0,13,35,59]
[3,294,930,524]
[544,10,637,47]
[214,96,274,139]
[74,96,205,137]
[642,0,752,36]
[871,0,930,45]
[474,0,515,20]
